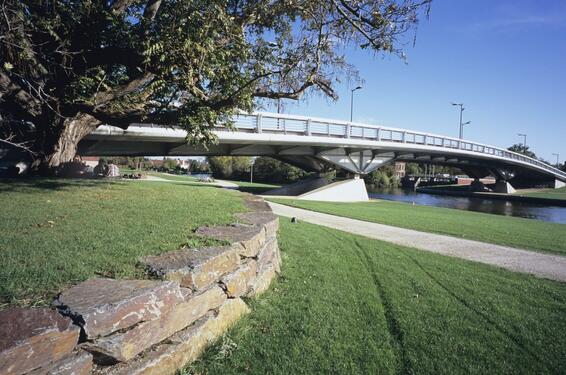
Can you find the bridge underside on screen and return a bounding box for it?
[78,138,561,188]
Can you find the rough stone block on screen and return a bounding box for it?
[220,260,257,298]
[27,349,92,375]
[0,308,79,375]
[235,211,279,238]
[249,266,277,297]
[54,278,184,339]
[243,197,272,212]
[140,246,240,291]
[84,286,227,363]
[257,237,280,273]
[195,224,265,258]
[102,299,250,375]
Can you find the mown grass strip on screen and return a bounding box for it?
[186,219,566,375]
[0,179,245,307]
[266,198,566,255]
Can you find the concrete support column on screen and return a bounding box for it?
[493,180,516,194]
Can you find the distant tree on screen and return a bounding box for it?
[189,160,210,173]
[405,163,422,176]
[162,158,178,172]
[508,143,536,159]
[253,157,309,184]
[364,164,398,187]
[0,1,431,172]
[560,163,566,173]
[208,156,250,179]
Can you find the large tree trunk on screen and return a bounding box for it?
[36,113,101,173]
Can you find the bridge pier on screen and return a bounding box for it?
[264,175,369,202]
[493,180,516,194]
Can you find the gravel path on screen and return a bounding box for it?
[268,202,566,282]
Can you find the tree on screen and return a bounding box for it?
[0,0,431,173]
[508,143,536,159]
[253,157,309,183]
[208,156,250,179]
[160,157,177,171]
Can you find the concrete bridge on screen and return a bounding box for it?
[79,112,566,200]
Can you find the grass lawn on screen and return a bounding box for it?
[228,180,281,194]
[521,186,566,200]
[267,198,566,255]
[187,219,566,375]
[0,179,245,307]
[142,172,281,193]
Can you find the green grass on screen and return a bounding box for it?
[0,179,245,307]
[267,198,566,255]
[521,186,566,200]
[187,219,566,375]
[227,180,281,194]
[146,172,200,182]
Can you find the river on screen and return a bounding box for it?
[367,187,566,224]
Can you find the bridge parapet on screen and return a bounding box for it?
[84,112,566,183]
[224,112,566,180]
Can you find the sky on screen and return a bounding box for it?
[265,0,566,164]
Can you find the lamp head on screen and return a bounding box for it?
[352,86,362,91]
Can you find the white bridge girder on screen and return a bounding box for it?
[78,112,566,184]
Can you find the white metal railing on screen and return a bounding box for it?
[131,111,566,179]
[227,112,566,179]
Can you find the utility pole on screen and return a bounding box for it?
[518,133,527,154]
[451,103,470,139]
[552,153,560,166]
[350,86,362,122]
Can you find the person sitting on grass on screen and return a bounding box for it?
[106,160,120,178]
[93,159,108,178]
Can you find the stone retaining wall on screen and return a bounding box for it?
[0,194,280,375]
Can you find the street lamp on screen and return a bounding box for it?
[350,86,362,122]
[552,153,560,166]
[451,102,469,139]
[518,133,527,154]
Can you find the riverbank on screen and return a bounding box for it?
[266,198,566,255]
[417,185,566,206]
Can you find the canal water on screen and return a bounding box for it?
[367,187,566,224]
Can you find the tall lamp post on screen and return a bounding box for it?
[552,153,560,166]
[518,133,527,154]
[350,86,362,122]
[451,102,470,139]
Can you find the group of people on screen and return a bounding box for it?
[93,159,120,178]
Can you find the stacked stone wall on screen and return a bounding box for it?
[0,194,280,375]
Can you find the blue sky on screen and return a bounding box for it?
[266,0,566,164]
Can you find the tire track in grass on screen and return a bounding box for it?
[351,238,413,375]
[401,252,553,373]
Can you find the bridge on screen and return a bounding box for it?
[79,112,566,201]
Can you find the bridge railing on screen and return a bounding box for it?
[224,112,566,179]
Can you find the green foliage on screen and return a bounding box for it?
[364,165,398,187]
[162,158,179,172]
[208,156,251,180]
[0,0,431,166]
[253,157,309,184]
[508,143,537,158]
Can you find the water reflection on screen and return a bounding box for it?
[367,187,566,224]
